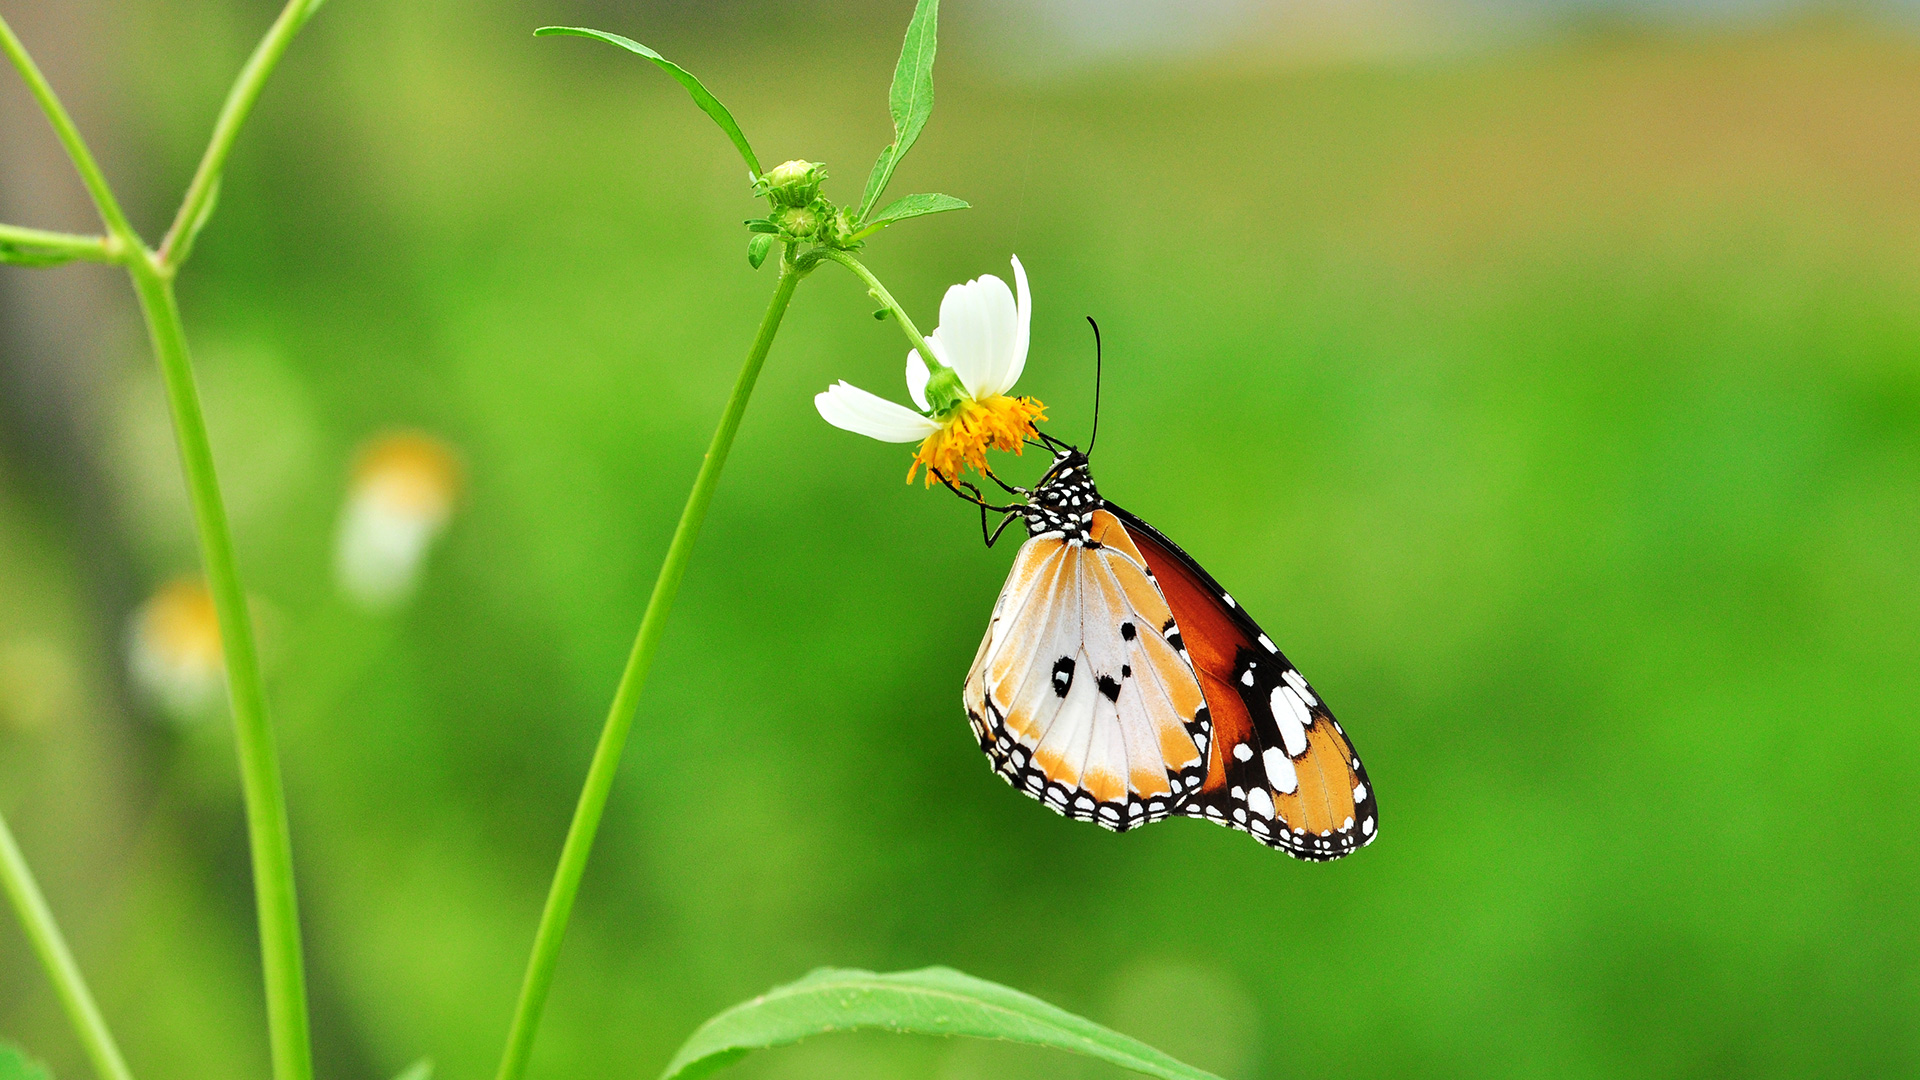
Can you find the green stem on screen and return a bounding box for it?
[0,12,139,245]
[815,248,938,367]
[124,254,312,1080]
[494,256,809,1080]
[0,223,120,264]
[159,0,319,267]
[0,810,136,1080]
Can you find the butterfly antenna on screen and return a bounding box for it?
[1085,316,1104,455]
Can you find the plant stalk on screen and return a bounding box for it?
[494,256,808,1080]
[159,0,320,267]
[0,810,137,1080]
[0,12,138,245]
[125,254,312,1080]
[0,223,120,264]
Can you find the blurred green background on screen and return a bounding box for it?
[3,0,1919,1077]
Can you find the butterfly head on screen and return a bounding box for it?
[1021,447,1101,543]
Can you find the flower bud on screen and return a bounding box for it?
[336,431,462,609]
[827,205,863,249]
[772,202,824,240]
[764,159,825,208]
[128,576,225,719]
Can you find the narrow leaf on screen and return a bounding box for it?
[0,1042,51,1080]
[859,0,939,219]
[855,192,968,238]
[660,967,1224,1080]
[391,1058,431,1080]
[536,26,761,178]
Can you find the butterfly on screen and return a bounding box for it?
[941,434,1378,862]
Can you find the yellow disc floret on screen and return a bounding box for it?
[908,394,1048,485]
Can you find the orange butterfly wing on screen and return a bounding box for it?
[1106,503,1379,861]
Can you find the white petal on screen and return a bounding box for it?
[1003,254,1031,391]
[815,382,941,443]
[905,350,931,411]
[937,272,1019,400]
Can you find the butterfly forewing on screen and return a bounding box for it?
[965,510,1211,831]
[1107,503,1379,861]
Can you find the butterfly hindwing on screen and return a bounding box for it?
[1106,502,1379,861]
[965,510,1211,831]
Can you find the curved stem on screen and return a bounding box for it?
[815,248,937,366]
[0,810,136,1080]
[124,254,312,1080]
[160,0,320,268]
[494,255,809,1080]
[0,12,139,245]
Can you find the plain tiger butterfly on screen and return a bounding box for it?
[941,330,1377,861]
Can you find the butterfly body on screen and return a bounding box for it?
[962,449,1378,861]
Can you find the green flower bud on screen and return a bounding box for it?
[826,204,863,249]
[772,202,823,239]
[764,159,825,208]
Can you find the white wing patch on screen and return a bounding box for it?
[964,512,1211,830]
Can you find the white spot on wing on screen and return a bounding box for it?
[1282,667,1317,705]
[1353,782,1368,803]
[1265,749,1298,795]
[1271,685,1310,757]
[1232,743,1253,762]
[1246,786,1274,819]
[1258,633,1276,652]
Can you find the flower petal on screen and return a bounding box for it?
[1004,254,1031,392]
[815,381,941,443]
[937,272,1019,400]
[906,350,931,412]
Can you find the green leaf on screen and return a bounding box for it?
[744,218,779,235]
[854,192,968,239]
[0,1041,52,1080]
[390,1058,431,1080]
[858,0,939,220]
[747,233,774,270]
[536,26,761,179]
[660,967,1225,1080]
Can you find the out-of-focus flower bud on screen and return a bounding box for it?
[335,431,462,609]
[128,577,224,719]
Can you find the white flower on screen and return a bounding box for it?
[335,431,461,609]
[815,255,1045,482]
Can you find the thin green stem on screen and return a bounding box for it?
[159,0,319,268]
[0,13,139,245]
[495,255,809,1080]
[814,248,937,366]
[0,222,121,264]
[0,810,136,1080]
[124,254,312,1080]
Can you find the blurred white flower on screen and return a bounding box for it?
[128,576,224,719]
[335,431,462,609]
[815,255,1046,483]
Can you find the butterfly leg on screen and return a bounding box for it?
[983,510,1022,548]
[932,470,1024,548]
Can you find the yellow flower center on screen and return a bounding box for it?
[908,394,1048,485]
